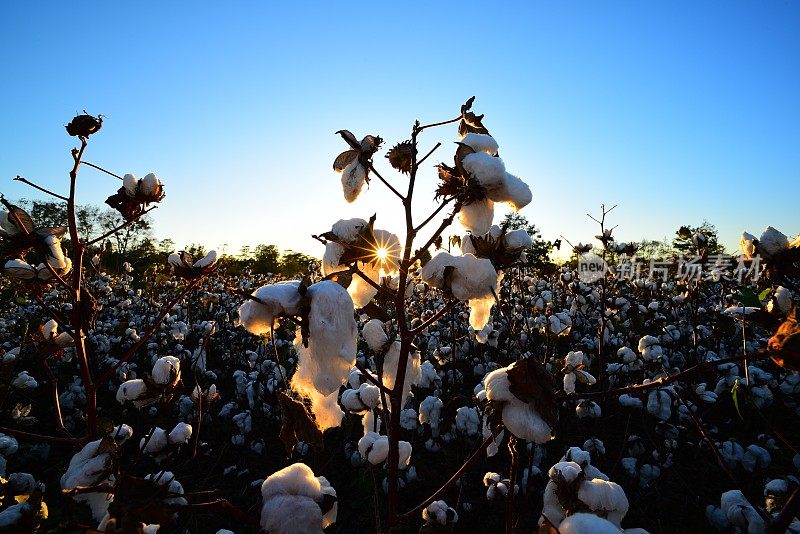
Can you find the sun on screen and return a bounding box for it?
[375,247,389,261]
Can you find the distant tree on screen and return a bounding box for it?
[253,244,281,274]
[635,238,673,259]
[672,221,726,257]
[279,250,314,277]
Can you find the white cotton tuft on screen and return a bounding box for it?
[193,250,217,268]
[237,281,302,335]
[140,173,161,196]
[759,226,789,257]
[559,513,621,534]
[460,133,499,155]
[484,365,553,443]
[168,422,193,445]
[152,356,181,385]
[116,379,147,404]
[362,319,389,351]
[646,389,672,421]
[720,490,765,533]
[260,463,337,534]
[322,242,347,275]
[330,218,369,242]
[487,172,533,211]
[422,500,458,525]
[290,281,356,430]
[458,198,495,236]
[341,161,367,203]
[576,478,629,527]
[503,229,533,252]
[462,152,506,189]
[739,232,758,259]
[123,173,138,196]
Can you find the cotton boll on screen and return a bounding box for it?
[341,160,367,203]
[462,152,506,189]
[290,280,357,396]
[291,375,344,431]
[646,389,672,421]
[485,366,554,443]
[458,198,494,236]
[116,379,147,403]
[739,232,758,259]
[152,356,180,385]
[322,242,347,275]
[487,172,532,211]
[759,226,789,257]
[330,218,369,242]
[468,295,495,331]
[422,500,458,526]
[341,382,380,412]
[720,490,766,533]
[237,281,302,335]
[168,422,193,445]
[741,445,771,472]
[460,133,499,155]
[767,286,792,314]
[140,173,161,196]
[502,229,533,252]
[362,319,389,351]
[577,478,629,527]
[381,341,421,406]
[358,432,389,465]
[193,250,217,269]
[260,463,337,534]
[449,254,498,301]
[141,427,169,454]
[559,513,621,534]
[347,263,380,308]
[123,173,138,196]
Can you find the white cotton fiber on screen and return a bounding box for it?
[341,161,367,203]
[237,281,302,336]
[322,242,347,275]
[559,513,621,534]
[462,152,506,189]
[260,463,337,534]
[460,133,499,156]
[152,356,181,385]
[331,218,369,242]
[362,319,388,351]
[485,366,553,443]
[487,172,532,211]
[503,229,532,252]
[458,198,494,236]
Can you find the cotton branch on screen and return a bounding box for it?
[13,175,69,201]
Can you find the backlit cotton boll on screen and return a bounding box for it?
[237,281,302,335]
[759,226,789,258]
[486,172,532,212]
[484,365,554,443]
[123,173,139,196]
[290,281,357,430]
[460,132,499,155]
[462,152,506,190]
[341,160,367,203]
[458,198,495,236]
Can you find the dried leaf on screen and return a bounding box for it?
[6,206,35,234]
[335,129,361,150]
[333,150,359,172]
[768,305,800,371]
[278,392,324,454]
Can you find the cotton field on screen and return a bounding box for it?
[0,101,798,534]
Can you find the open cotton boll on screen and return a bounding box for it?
[422,500,458,526]
[577,478,629,527]
[741,445,771,472]
[322,242,347,275]
[381,341,421,406]
[358,432,390,465]
[294,379,344,431]
[291,280,357,396]
[559,513,622,534]
[460,132,499,155]
[168,422,193,445]
[140,173,161,196]
[260,463,337,534]
[487,172,533,211]
[116,379,147,404]
[123,173,138,196]
[759,226,789,257]
[484,366,554,443]
[341,382,380,412]
[502,229,533,252]
[419,252,456,289]
[720,490,765,533]
[348,263,380,308]
[141,427,169,454]
[646,389,672,420]
[193,250,217,268]
[152,356,181,385]
[362,319,389,351]
[468,294,495,331]
[449,254,498,301]
[341,160,367,203]
[458,198,494,236]
[739,232,758,259]
[462,152,506,189]
[237,281,302,335]
[331,218,369,242]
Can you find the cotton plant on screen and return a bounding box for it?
[116,355,182,409]
[562,350,597,394]
[422,499,459,527]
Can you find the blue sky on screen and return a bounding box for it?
[1,1,798,258]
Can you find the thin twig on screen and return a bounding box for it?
[416,142,442,166]
[13,176,69,201]
[82,161,123,180]
[368,164,405,201]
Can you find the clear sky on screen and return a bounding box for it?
[1,1,798,258]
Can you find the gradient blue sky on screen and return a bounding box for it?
[1,2,798,258]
